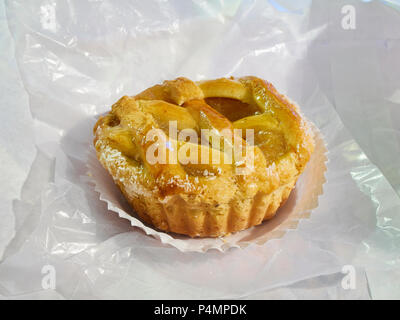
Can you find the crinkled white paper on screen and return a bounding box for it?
[1,0,400,299]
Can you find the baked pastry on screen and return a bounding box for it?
[93,76,314,237]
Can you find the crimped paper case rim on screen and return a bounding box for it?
[86,122,328,253]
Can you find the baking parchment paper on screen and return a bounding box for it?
[1,0,400,299]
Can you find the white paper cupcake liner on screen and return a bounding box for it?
[87,123,327,252]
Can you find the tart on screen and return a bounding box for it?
[93,76,314,237]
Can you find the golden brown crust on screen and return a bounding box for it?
[93,76,315,237]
